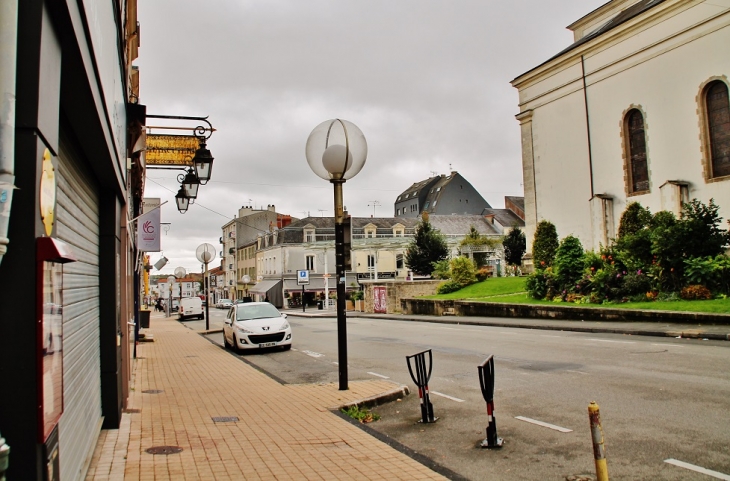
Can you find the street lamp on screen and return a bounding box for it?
[196,243,216,330]
[192,139,214,185]
[166,275,176,317]
[305,119,367,390]
[241,274,251,300]
[174,267,186,302]
[179,169,200,200]
[175,186,190,214]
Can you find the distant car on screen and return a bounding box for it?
[216,299,233,309]
[222,302,292,352]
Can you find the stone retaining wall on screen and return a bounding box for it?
[400,298,730,324]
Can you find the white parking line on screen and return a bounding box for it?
[664,459,730,480]
[367,372,390,379]
[302,350,324,358]
[430,391,465,403]
[585,338,635,344]
[515,416,573,433]
[651,343,685,348]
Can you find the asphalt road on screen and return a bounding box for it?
[199,314,730,481]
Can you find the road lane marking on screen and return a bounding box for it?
[367,372,390,379]
[515,416,572,433]
[430,391,465,403]
[302,350,324,358]
[585,338,635,344]
[664,459,730,480]
[651,343,685,348]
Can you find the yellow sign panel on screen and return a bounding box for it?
[146,134,199,166]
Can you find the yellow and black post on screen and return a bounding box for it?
[588,401,609,481]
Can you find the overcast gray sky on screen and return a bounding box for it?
[137,0,606,275]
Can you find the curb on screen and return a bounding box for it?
[335,383,411,411]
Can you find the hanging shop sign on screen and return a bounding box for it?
[145,134,199,166]
[40,149,56,236]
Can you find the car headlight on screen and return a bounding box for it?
[279,321,290,330]
[236,325,255,334]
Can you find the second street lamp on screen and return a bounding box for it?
[305,119,367,390]
[179,168,200,200]
[192,139,214,185]
[175,186,190,214]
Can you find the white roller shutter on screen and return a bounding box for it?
[56,141,102,481]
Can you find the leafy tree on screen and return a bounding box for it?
[431,259,451,280]
[405,215,449,276]
[532,220,559,268]
[678,199,730,259]
[615,202,653,271]
[503,226,526,266]
[450,256,477,286]
[554,235,584,293]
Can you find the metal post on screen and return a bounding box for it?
[406,349,437,423]
[204,261,210,331]
[588,401,609,481]
[333,180,348,390]
[302,285,305,312]
[478,355,503,448]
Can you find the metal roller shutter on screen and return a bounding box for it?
[56,140,102,481]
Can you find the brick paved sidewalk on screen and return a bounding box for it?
[86,315,444,481]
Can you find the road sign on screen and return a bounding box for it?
[297,270,310,285]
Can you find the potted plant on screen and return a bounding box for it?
[352,290,364,311]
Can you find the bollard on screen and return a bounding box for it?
[0,431,9,481]
[478,355,504,448]
[588,401,609,481]
[406,349,437,423]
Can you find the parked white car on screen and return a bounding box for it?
[216,299,233,309]
[223,302,292,352]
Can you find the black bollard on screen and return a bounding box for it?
[478,355,503,448]
[406,349,438,423]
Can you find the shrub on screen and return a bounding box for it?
[684,255,730,294]
[351,290,364,301]
[437,280,463,294]
[620,271,653,297]
[525,268,556,300]
[503,227,526,266]
[554,235,584,293]
[532,220,559,268]
[450,256,478,287]
[680,285,713,300]
[475,267,491,282]
[431,259,451,280]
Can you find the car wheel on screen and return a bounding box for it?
[232,335,241,354]
[223,332,230,349]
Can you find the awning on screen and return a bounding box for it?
[283,278,327,291]
[248,279,281,294]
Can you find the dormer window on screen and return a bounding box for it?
[304,229,315,242]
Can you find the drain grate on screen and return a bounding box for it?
[212,416,239,423]
[141,389,164,394]
[146,446,183,455]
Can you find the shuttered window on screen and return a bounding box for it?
[706,81,730,178]
[626,109,649,193]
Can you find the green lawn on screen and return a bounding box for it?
[424,277,730,314]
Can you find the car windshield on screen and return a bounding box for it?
[236,304,281,321]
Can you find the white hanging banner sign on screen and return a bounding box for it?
[138,208,161,252]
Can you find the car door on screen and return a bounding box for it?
[224,306,235,343]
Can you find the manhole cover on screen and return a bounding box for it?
[141,389,164,394]
[212,416,239,423]
[146,446,183,455]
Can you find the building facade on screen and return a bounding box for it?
[0,1,146,478]
[511,0,730,251]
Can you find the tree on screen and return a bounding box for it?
[503,226,526,267]
[532,220,559,268]
[554,235,585,293]
[615,202,653,271]
[405,214,449,276]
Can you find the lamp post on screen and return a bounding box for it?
[174,267,186,303]
[196,243,216,330]
[166,275,175,317]
[305,119,367,390]
[241,274,251,301]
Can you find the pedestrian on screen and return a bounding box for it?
[155,299,163,312]
[264,295,270,303]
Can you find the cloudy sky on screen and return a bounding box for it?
[137,0,606,275]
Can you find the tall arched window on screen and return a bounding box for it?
[625,109,649,193]
[705,81,730,178]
